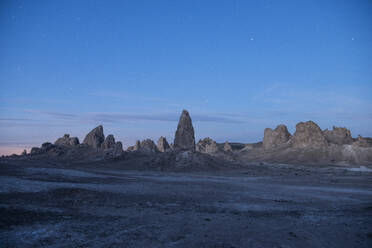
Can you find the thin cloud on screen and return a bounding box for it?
[89,91,169,103]
[85,112,244,124]
[40,111,78,119]
[15,110,245,124]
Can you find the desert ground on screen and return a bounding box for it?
[1,160,371,248]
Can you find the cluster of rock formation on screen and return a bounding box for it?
[30,125,123,158]
[261,121,371,150]
[246,121,372,164]
[20,109,372,166]
[126,110,194,153]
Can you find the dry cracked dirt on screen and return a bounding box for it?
[0,161,372,248]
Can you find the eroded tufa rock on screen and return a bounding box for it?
[323,126,353,145]
[157,136,170,152]
[291,121,328,149]
[101,134,116,150]
[114,141,124,156]
[263,125,291,150]
[196,138,219,154]
[55,134,79,147]
[140,139,158,153]
[83,125,105,149]
[174,110,195,151]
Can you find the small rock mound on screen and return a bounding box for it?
[196,138,219,154]
[157,136,170,152]
[323,126,353,145]
[174,110,195,151]
[54,134,79,147]
[291,121,328,149]
[224,141,232,152]
[83,125,105,149]
[263,125,291,150]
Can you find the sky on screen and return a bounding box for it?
[0,0,371,155]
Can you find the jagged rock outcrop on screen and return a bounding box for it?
[101,134,116,150]
[291,121,328,149]
[263,125,291,150]
[54,134,79,147]
[134,140,141,150]
[174,110,195,151]
[224,141,232,152]
[196,138,219,153]
[83,125,105,149]
[157,136,170,152]
[100,134,123,156]
[140,139,158,153]
[323,126,353,145]
[127,140,140,151]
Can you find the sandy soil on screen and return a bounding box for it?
[0,161,371,248]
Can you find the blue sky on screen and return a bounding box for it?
[0,0,371,154]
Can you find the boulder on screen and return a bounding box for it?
[224,141,232,152]
[196,138,219,153]
[323,126,353,145]
[291,121,328,149]
[157,136,170,152]
[83,125,105,149]
[55,134,79,147]
[263,125,291,150]
[174,110,195,150]
[101,134,116,150]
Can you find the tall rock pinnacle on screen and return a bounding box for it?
[83,125,105,149]
[174,110,195,150]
